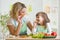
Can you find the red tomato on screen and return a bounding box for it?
[51,32,57,36]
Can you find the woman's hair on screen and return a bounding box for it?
[10,2,26,19]
[36,12,50,29]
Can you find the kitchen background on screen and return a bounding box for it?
[0,0,60,40]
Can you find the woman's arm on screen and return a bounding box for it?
[7,22,21,36]
[27,21,33,32]
[7,18,22,36]
[27,21,37,32]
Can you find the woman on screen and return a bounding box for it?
[7,2,33,36]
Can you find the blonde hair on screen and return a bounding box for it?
[10,2,26,19]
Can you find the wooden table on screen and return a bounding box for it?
[6,35,60,40]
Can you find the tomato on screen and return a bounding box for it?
[51,32,57,36]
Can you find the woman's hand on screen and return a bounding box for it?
[17,16,22,25]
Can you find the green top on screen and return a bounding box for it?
[7,16,28,35]
[19,19,27,35]
[36,25,49,33]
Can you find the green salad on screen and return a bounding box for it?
[28,33,56,38]
[28,33,44,38]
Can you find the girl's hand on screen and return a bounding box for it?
[33,21,37,28]
[35,20,40,25]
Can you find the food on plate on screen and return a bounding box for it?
[44,33,51,36]
[32,32,44,38]
[28,32,57,38]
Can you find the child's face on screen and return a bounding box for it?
[36,15,44,25]
[19,8,27,17]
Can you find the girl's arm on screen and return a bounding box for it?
[47,23,52,34]
[32,21,37,34]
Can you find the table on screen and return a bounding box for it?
[6,35,60,40]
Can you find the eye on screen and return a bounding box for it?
[37,16,39,18]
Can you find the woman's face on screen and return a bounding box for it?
[36,15,44,25]
[19,8,27,17]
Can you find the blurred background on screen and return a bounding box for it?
[0,0,59,40]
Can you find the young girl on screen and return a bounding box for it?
[33,12,52,34]
[7,2,33,36]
